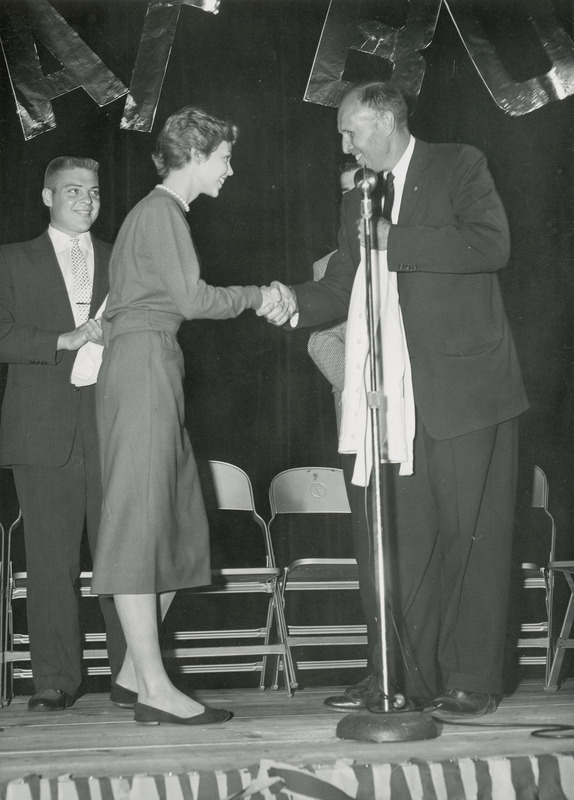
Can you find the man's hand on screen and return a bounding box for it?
[256,281,297,326]
[358,217,390,251]
[57,318,103,351]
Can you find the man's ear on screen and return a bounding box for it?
[379,110,395,135]
[42,188,53,208]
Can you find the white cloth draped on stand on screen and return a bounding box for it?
[339,246,415,486]
[70,296,108,387]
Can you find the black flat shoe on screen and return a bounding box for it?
[428,689,499,719]
[134,701,233,726]
[110,683,138,708]
[28,689,75,712]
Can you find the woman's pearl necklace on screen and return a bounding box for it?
[155,183,190,212]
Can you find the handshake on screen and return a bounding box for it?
[257,281,298,326]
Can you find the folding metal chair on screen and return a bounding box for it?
[1,508,23,706]
[1,461,297,703]
[544,464,574,689]
[517,464,574,692]
[164,460,296,694]
[520,464,574,692]
[546,561,574,690]
[1,507,116,706]
[268,466,367,689]
[518,465,556,687]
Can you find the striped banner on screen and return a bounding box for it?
[2,754,574,800]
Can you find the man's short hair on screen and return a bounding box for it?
[44,157,99,190]
[152,106,239,179]
[343,81,409,129]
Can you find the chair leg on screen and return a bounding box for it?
[272,575,296,692]
[271,581,284,691]
[545,584,574,692]
[1,523,5,706]
[258,593,276,692]
[272,584,297,695]
[544,568,555,690]
[1,565,15,707]
[1,515,18,708]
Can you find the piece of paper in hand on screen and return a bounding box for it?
[70,296,107,387]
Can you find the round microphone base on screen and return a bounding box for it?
[336,709,440,743]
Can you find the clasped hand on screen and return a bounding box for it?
[57,318,104,351]
[257,281,297,326]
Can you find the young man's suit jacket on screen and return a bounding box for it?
[0,230,111,467]
[293,138,529,437]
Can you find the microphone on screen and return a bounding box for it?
[355,167,378,220]
[355,167,378,196]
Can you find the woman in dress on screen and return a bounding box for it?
[91,107,277,726]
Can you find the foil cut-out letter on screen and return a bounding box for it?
[0,0,128,141]
[121,0,184,132]
[444,0,574,116]
[122,0,220,133]
[183,0,220,12]
[304,0,441,108]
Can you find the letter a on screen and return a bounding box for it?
[0,0,127,140]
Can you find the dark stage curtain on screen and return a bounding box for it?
[1,0,574,689]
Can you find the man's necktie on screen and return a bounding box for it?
[382,171,395,222]
[70,237,91,324]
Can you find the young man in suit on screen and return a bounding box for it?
[260,82,528,718]
[0,157,127,711]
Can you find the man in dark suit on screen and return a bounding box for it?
[260,82,528,718]
[0,156,126,711]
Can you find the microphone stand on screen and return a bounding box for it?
[357,169,392,711]
[336,168,438,743]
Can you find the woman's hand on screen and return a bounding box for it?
[257,282,297,326]
[257,284,282,316]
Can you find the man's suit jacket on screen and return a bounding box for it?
[0,231,111,467]
[294,139,529,440]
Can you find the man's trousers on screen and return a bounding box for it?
[12,387,126,696]
[342,415,519,699]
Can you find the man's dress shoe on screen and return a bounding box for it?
[427,689,499,719]
[28,688,75,711]
[110,683,138,708]
[324,674,415,712]
[324,675,375,711]
[134,702,232,726]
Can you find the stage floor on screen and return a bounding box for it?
[1,679,574,797]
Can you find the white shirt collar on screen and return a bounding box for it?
[386,135,415,182]
[48,225,93,254]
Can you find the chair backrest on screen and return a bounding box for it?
[209,460,259,512]
[208,460,275,567]
[269,467,351,519]
[532,465,549,511]
[532,465,556,563]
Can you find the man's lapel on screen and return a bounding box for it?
[398,140,429,226]
[33,231,76,327]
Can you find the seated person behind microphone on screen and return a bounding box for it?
[307,161,357,431]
